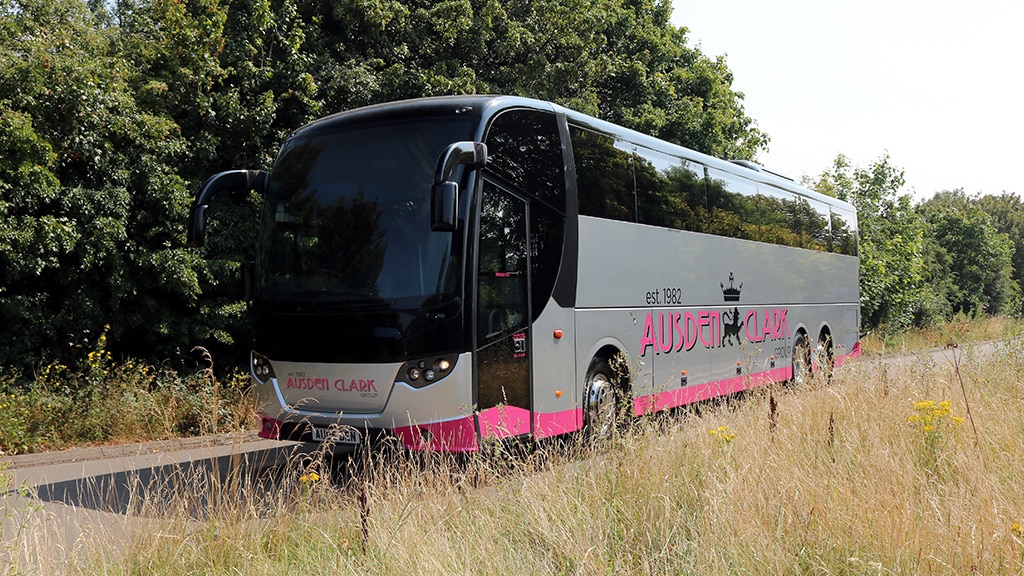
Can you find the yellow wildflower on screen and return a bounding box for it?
[910,399,964,435]
[708,425,735,442]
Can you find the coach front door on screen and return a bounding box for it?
[475,180,532,437]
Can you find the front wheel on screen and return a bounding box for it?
[584,359,617,441]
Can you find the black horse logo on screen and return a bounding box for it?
[721,307,744,347]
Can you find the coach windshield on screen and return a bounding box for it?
[257,117,474,311]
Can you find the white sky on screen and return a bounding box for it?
[670,0,1024,200]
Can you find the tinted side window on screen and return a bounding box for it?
[570,125,635,222]
[778,194,835,251]
[802,197,832,252]
[635,146,706,232]
[829,205,859,256]
[705,167,758,240]
[530,204,563,319]
[756,184,802,247]
[486,109,566,213]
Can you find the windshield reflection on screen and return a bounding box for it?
[258,117,473,310]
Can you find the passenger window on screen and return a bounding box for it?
[756,184,801,247]
[570,125,635,222]
[829,205,859,256]
[803,197,832,252]
[485,109,566,213]
[705,167,758,240]
[635,146,705,232]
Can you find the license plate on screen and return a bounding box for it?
[310,425,361,445]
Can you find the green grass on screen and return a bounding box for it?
[0,343,254,455]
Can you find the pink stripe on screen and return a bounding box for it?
[634,367,791,416]
[392,417,479,452]
[834,340,862,368]
[534,408,583,438]
[393,407,581,450]
[257,414,282,439]
[478,405,532,438]
[263,347,865,451]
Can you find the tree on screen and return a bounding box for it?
[0,0,770,374]
[976,192,1024,308]
[917,190,1018,317]
[293,0,766,158]
[0,0,203,369]
[807,153,928,332]
[111,0,323,365]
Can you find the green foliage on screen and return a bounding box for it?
[0,0,765,375]
[917,189,1019,317]
[809,153,928,332]
[0,0,215,370]
[0,0,314,371]
[811,153,1024,333]
[976,192,1024,310]
[0,350,254,454]
[295,0,764,157]
[0,380,35,454]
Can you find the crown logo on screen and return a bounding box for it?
[721,273,742,302]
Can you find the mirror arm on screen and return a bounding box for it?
[187,169,269,247]
[434,141,487,184]
[431,142,486,232]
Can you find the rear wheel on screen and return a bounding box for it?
[817,334,834,383]
[791,333,811,386]
[584,359,617,441]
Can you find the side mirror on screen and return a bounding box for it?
[431,141,486,232]
[431,181,459,233]
[187,169,269,247]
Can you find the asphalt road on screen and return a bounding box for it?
[1,433,321,572]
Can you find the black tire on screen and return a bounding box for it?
[584,359,618,441]
[791,333,811,387]
[817,334,834,383]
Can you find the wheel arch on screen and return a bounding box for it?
[587,344,631,389]
[582,338,631,383]
[816,323,833,348]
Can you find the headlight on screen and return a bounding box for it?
[251,352,276,383]
[400,355,457,388]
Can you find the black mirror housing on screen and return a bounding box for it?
[431,182,459,232]
[430,141,486,232]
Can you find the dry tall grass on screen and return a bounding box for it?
[861,314,1024,355]
[16,340,1024,575]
